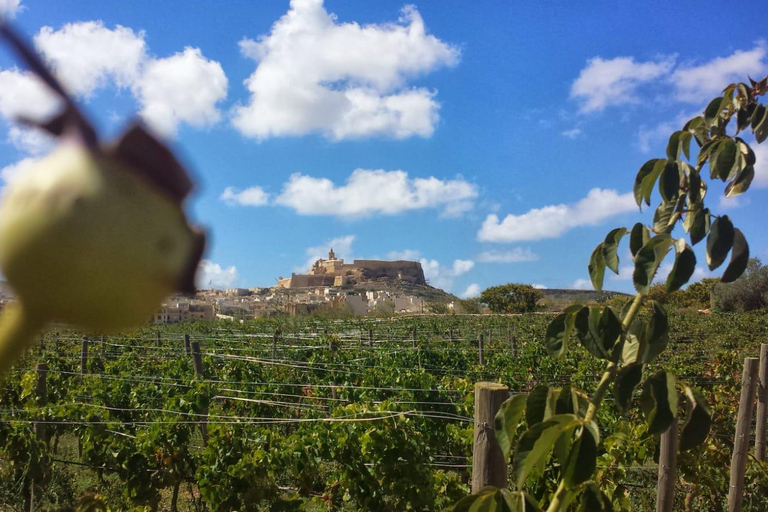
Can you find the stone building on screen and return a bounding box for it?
[277,249,426,289]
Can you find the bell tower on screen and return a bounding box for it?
[328,248,336,260]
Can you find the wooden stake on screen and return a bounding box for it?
[184,333,191,355]
[190,340,209,446]
[412,329,417,348]
[156,330,161,348]
[756,344,768,462]
[656,417,678,512]
[728,357,759,512]
[478,334,485,366]
[272,331,278,360]
[471,382,509,492]
[80,337,88,375]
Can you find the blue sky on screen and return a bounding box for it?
[0,0,766,296]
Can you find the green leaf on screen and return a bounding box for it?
[513,414,581,488]
[629,223,650,258]
[544,305,581,358]
[686,164,703,204]
[666,131,682,160]
[634,159,667,207]
[680,386,712,451]
[753,103,768,143]
[588,243,606,292]
[666,240,696,292]
[721,228,749,283]
[526,385,556,426]
[652,199,678,233]
[659,161,680,202]
[687,208,709,246]
[736,103,756,132]
[577,483,614,512]
[453,487,503,512]
[680,131,693,161]
[644,301,669,363]
[602,228,628,274]
[633,235,673,294]
[706,215,734,271]
[704,96,724,125]
[724,165,754,198]
[639,371,678,435]
[697,139,719,167]
[615,363,643,412]
[563,427,598,488]
[495,394,528,460]
[574,307,623,361]
[710,138,737,181]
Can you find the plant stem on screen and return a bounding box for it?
[547,292,646,512]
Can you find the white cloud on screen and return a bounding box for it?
[672,43,767,103]
[197,260,238,289]
[297,235,355,273]
[0,21,227,148]
[386,249,422,261]
[7,126,54,155]
[452,259,474,276]
[0,156,38,184]
[220,186,270,207]
[421,257,475,291]
[0,0,23,19]
[231,0,459,140]
[562,128,582,139]
[637,121,676,153]
[476,248,539,263]
[532,284,548,289]
[570,55,674,113]
[136,47,228,136]
[719,194,750,210]
[478,188,636,243]
[275,169,477,218]
[460,283,481,299]
[35,21,147,97]
[571,278,593,290]
[754,143,768,188]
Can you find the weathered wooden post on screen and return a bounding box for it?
[449,327,454,343]
[190,340,209,446]
[272,331,278,360]
[656,418,678,512]
[472,382,509,492]
[412,329,417,348]
[478,334,485,366]
[156,329,161,348]
[184,333,191,355]
[728,357,759,512]
[756,343,768,462]
[509,329,517,358]
[368,328,373,347]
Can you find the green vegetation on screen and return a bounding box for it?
[479,284,543,314]
[713,258,768,312]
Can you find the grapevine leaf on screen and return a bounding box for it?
[633,235,673,294]
[495,394,528,461]
[706,215,734,271]
[513,414,581,488]
[602,227,628,274]
[588,243,606,292]
[639,371,678,436]
[680,386,712,451]
[720,228,749,283]
[615,363,643,413]
[666,241,696,292]
[563,427,597,488]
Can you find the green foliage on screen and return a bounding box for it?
[459,298,483,314]
[712,257,768,311]
[480,284,543,314]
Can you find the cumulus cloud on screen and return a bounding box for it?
[532,284,548,289]
[297,235,356,273]
[672,43,767,102]
[0,0,23,19]
[571,278,593,290]
[460,283,481,299]
[136,47,228,136]
[197,260,238,289]
[754,144,768,188]
[476,248,539,263]
[386,249,422,261]
[421,257,474,291]
[478,188,636,243]
[570,55,674,113]
[274,169,477,218]
[0,21,227,146]
[231,0,459,140]
[220,186,270,207]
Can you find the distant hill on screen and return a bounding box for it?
[538,288,630,312]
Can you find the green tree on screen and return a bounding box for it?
[458,298,482,314]
[479,284,543,313]
[713,257,768,311]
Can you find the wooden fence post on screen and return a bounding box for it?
[756,343,768,462]
[478,334,485,366]
[509,330,517,358]
[156,330,161,348]
[656,418,678,512]
[368,328,373,347]
[100,334,106,359]
[184,334,191,355]
[272,331,278,360]
[80,337,89,375]
[190,340,209,446]
[412,329,417,349]
[449,328,454,343]
[728,357,759,512]
[472,382,509,492]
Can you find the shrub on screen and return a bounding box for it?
[479,284,542,313]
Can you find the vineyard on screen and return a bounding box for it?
[1,312,767,511]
